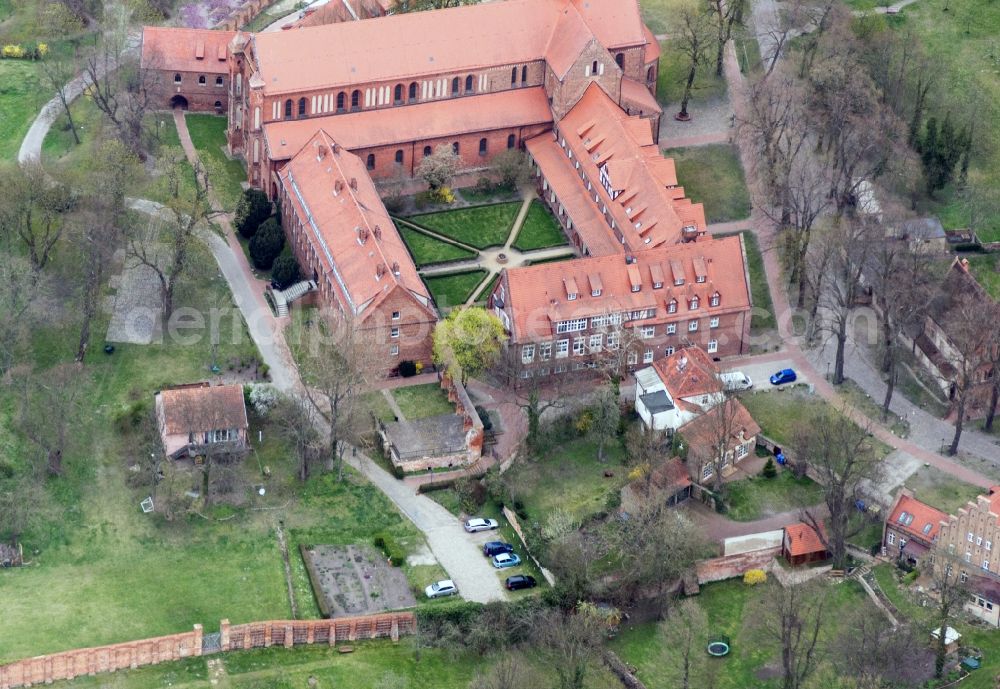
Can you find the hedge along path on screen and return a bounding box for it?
[392,216,479,252]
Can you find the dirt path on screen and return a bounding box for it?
[275,521,299,619]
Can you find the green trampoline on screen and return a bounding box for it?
[707,635,731,657]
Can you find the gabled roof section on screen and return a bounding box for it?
[279,130,432,319]
[544,3,598,79]
[785,522,828,557]
[570,0,647,48]
[888,491,947,541]
[652,345,723,401]
[559,83,706,251]
[679,399,761,460]
[158,383,248,434]
[141,26,236,74]
[620,77,662,114]
[264,87,552,161]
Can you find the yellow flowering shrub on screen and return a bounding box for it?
[2,44,26,59]
[743,569,767,586]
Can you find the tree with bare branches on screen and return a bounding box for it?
[271,392,324,482]
[673,2,714,121]
[752,579,828,689]
[927,550,972,679]
[0,163,74,274]
[707,0,745,77]
[14,364,84,477]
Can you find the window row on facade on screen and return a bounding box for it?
[174,73,224,86]
[516,341,720,378]
[520,332,721,364]
[363,135,518,170]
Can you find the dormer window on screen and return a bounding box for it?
[696,275,707,283]
[710,292,721,307]
[667,299,677,314]
[653,282,663,289]
[690,296,699,310]
[631,284,640,293]
[568,292,577,301]
[674,278,684,286]
[591,289,601,297]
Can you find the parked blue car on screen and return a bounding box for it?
[483,541,515,557]
[492,552,522,569]
[769,368,797,385]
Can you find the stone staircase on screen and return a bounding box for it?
[273,280,316,317]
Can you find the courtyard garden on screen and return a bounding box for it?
[424,270,490,309]
[398,226,476,267]
[664,144,751,224]
[406,202,521,249]
[511,200,570,251]
[391,383,454,420]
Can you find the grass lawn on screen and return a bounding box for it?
[657,40,728,107]
[738,231,775,337]
[839,378,911,438]
[408,202,521,249]
[664,144,750,224]
[423,270,488,309]
[963,254,1000,301]
[738,387,892,458]
[392,383,454,420]
[40,94,104,166]
[899,464,983,514]
[399,226,477,267]
[0,58,46,162]
[514,436,626,524]
[512,200,568,251]
[612,578,874,689]
[725,471,825,521]
[185,113,247,212]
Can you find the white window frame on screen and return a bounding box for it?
[710,317,720,328]
[985,560,992,571]
[887,532,896,546]
[702,463,713,479]
[522,344,535,363]
[987,540,992,551]
[710,293,721,307]
[665,346,675,355]
[667,300,678,314]
[606,332,619,349]
[390,344,399,356]
[589,334,603,352]
[540,342,552,361]
[707,339,718,354]
[390,327,399,339]
[627,350,638,365]
[688,320,699,332]
[690,296,699,310]
[556,339,569,358]
[666,323,677,335]
[573,337,586,356]
[641,326,655,339]
[392,311,400,320]
[969,532,975,543]
[978,536,983,546]
[643,349,653,363]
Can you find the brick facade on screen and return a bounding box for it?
[936,491,1000,581]
[155,70,229,113]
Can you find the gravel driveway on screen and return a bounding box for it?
[346,453,507,604]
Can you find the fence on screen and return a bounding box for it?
[0,612,416,689]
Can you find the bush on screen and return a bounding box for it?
[373,533,406,567]
[249,217,284,269]
[235,189,271,239]
[398,360,417,378]
[605,490,622,511]
[474,405,493,431]
[743,569,767,586]
[271,249,300,289]
[761,457,777,479]
[454,477,487,513]
[902,569,920,585]
[113,399,149,434]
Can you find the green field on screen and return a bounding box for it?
[512,200,568,251]
[392,383,455,420]
[423,270,488,309]
[399,227,476,267]
[185,113,247,211]
[665,144,751,224]
[408,202,520,249]
[964,254,1000,300]
[725,471,826,521]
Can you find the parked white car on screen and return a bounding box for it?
[425,579,458,598]
[464,518,499,533]
[720,371,753,391]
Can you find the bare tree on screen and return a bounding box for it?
[533,607,605,689]
[272,393,324,482]
[0,163,74,273]
[661,599,709,689]
[692,396,749,499]
[491,345,566,454]
[300,314,378,480]
[795,406,884,569]
[469,655,537,689]
[752,579,828,689]
[590,384,620,462]
[0,253,52,375]
[927,550,971,679]
[38,50,82,146]
[707,0,745,77]
[830,608,932,688]
[14,364,84,476]
[673,4,714,120]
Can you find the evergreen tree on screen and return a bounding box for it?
[235,188,271,239]
[249,217,285,270]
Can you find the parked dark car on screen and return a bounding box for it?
[483,541,515,557]
[505,574,537,591]
[769,368,797,385]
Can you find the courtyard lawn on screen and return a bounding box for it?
[725,471,826,521]
[512,200,568,251]
[738,387,892,457]
[737,231,775,338]
[392,383,454,420]
[399,227,477,266]
[657,40,728,107]
[185,113,247,211]
[899,464,984,515]
[664,144,751,224]
[515,437,627,524]
[424,269,488,309]
[611,578,875,689]
[964,254,1000,301]
[408,202,521,248]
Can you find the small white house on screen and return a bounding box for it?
[634,346,725,432]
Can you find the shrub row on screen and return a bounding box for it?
[373,533,406,567]
[2,43,48,60]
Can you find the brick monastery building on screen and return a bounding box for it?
[141,0,753,375]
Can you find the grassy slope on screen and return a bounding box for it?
[185,113,247,212]
[964,254,1000,300]
[423,270,488,310]
[399,227,476,266]
[665,144,751,224]
[741,231,775,336]
[409,202,520,249]
[512,200,568,251]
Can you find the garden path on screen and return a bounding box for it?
[380,389,407,422]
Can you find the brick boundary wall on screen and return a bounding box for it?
[695,547,781,584]
[0,612,415,689]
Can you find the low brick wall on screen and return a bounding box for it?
[0,612,416,689]
[0,626,203,689]
[695,547,781,584]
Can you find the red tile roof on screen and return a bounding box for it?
[632,456,691,494]
[500,235,750,341]
[652,345,722,401]
[678,399,761,461]
[784,522,828,557]
[264,87,552,161]
[888,492,947,541]
[141,27,235,74]
[642,25,661,63]
[279,130,434,320]
[552,84,706,251]
[249,0,648,95]
[158,383,248,434]
[620,77,662,115]
[544,3,599,79]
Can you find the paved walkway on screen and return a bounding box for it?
[682,499,829,541]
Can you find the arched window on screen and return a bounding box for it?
[215,75,224,86]
[394,149,404,164]
[591,60,598,74]
[511,67,517,85]
[297,97,306,117]
[615,52,624,69]
[336,92,345,112]
[647,66,655,82]
[478,138,487,155]
[451,77,460,95]
[173,73,181,84]
[198,74,206,85]
[423,145,432,157]
[351,90,360,110]
[284,99,293,118]
[452,142,460,155]
[254,106,260,130]
[507,134,516,149]
[465,75,474,92]
[366,153,375,170]
[394,84,403,103]
[409,82,418,101]
[521,65,527,83]
[710,292,721,307]
[214,100,222,112]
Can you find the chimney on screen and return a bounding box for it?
[333,143,341,154]
[391,261,400,275]
[334,179,343,194]
[373,225,382,241]
[316,144,327,159]
[349,177,358,190]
